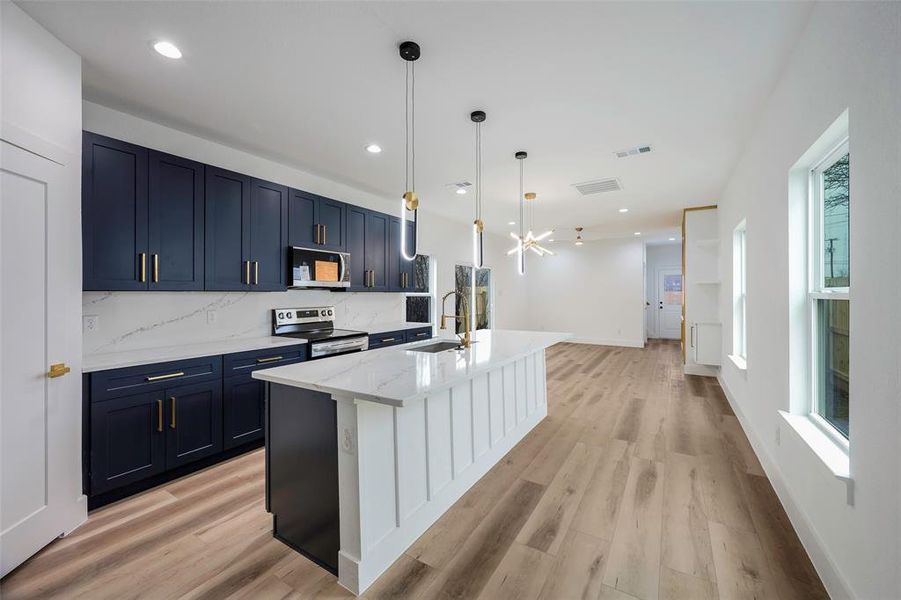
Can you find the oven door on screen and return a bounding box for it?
[309,336,369,359]
[290,247,350,289]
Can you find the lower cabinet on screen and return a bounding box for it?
[165,380,223,468]
[223,374,265,450]
[90,379,222,495]
[85,344,307,506]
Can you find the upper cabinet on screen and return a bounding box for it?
[82,132,413,294]
[83,133,149,291]
[204,167,251,291]
[83,132,204,291]
[148,151,205,290]
[288,189,346,252]
[204,167,287,291]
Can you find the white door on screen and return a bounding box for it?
[1,140,85,576]
[656,268,683,340]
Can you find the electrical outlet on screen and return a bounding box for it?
[341,427,355,454]
[83,315,99,332]
[207,310,217,324]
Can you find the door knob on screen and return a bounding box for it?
[47,363,71,378]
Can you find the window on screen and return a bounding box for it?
[809,139,849,439]
[732,221,747,363]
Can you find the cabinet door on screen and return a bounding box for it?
[318,197,346,252]
[387,216,403,292]
[164,380,223,469]
[148,151,204,290]
[90,391,166,495]
[288,188,317,249]
[82,132,149,291]
[346,206,367,291]
[223,375,265,449]
[205,166,251,290]
[365,211,389,291]
[249,179,288,291]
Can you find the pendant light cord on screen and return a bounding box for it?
[519,159,524,240]
[411,61,416,192]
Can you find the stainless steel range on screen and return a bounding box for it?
[272,306,368,359]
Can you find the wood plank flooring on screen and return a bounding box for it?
[0,341,828,600]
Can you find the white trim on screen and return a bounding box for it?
[727,353,747,374]
[566,336,645,348]
[717,375,854,600]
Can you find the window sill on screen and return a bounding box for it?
[778,410,850,482]
[728,354,747,375]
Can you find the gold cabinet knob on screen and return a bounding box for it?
[48,363,71,378]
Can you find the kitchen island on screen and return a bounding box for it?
[252,328,569,594]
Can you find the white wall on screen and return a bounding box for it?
[716,3,900,598]
[82,103,525,353]
[645,242,681,337]
[521,238,645,347]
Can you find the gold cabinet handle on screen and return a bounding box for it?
[145,371,185,382]
[245,260,251,285]
[254,261,259,285]
[156,399,163,432]
[152,254,159,283]
[139,253,147,282]
[170,397,176,429]
[322,224,327,245]
[256,355,284,364]
[47,363,71,378]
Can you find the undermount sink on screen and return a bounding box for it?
[408,341,468,353]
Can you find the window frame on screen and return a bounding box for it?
[732,221,747,362]
[807,137,850,447]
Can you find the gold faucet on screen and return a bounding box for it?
[440,290,472,348]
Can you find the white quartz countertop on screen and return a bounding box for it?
[83,336,307,373]
[252,329,571,406]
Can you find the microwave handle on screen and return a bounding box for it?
[338,252,347,281]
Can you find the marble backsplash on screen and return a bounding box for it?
[83,290,407,355]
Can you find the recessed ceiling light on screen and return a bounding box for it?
[548,239,555,242]
[668,237,676,241]
[153,40,182,59]
[365,144,382,154]
[618,208,629,213]
[455,188,467,195]
[508,221,516,226]
[634,232,641,236]
[575,241,584,246]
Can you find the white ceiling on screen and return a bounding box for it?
[20,1,811,242]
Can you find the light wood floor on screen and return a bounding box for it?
[1,341,828,600]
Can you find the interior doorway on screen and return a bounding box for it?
[646,242,682,339]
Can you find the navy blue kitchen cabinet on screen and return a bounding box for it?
[222,345,306,449]
[289,189,346,252]
[365,210,390,291]
[148,151,205,290]
[165,379,223,469]
[90,390,167,495]
[204,166,251,290]
[82,132,149,291]
[369,330,407,349]
[205,171,287,291]
[249,179,289,291]
[346,206,368,290]
[405,327,433,343]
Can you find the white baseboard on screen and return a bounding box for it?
[684,363,719,377]
[716,375,854,600]
[566,337,644,348]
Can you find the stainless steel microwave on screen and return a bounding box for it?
[288,246,350,289]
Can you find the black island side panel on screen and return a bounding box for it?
[267,383,339,574]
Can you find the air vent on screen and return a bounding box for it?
[572,178,622,196]
[615,144,653,158]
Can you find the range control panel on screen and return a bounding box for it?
[273,306,335,326]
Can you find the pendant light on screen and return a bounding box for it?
[507,151,528,275]
[399,40,420,261]
[523,192,554,256]
[574,227,584,246]
[471,110,486,268]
